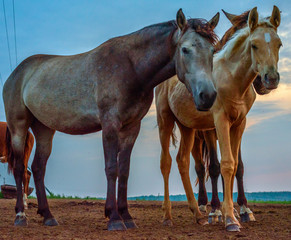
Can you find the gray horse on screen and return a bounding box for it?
[3,9,219,230]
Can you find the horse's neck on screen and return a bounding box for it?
[129,24,178,92]
[215,34,257,100]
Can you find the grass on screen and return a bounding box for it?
[0,191,290,204]
[248,200,291,204]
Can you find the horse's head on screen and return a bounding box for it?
[248,6,282,90]
[175,9,219,111]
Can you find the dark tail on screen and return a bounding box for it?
[171,124,178,148]
[195,140,211,186]
[202,140,210,182]
[6,127,14,174]
[6,127,34,174]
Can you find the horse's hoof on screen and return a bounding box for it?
[199,205,207,213]
[108,220,127,231]
[124,219,138,229]
[208,210,222,224]
[163,219,173,226]
[197,217,209,225]
[44,218,59,226]
[14,214,28,227]
[225,217,240,232]
[240,206,256,222]
[240,212,250,222]
[226,224,240,232]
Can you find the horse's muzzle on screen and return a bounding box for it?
[196,89,217,111]
[263,72,280,90]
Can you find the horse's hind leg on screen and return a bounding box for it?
[8,124,30,226]
[236,146,255,222]
[30,120,57,226]
[191,132,208,213]
[203,130,222,223]
[117,122,141,229]
[176,123,207,225]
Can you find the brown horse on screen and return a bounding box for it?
[156,6,281,231]
[0,122,34,209]
[3,9,219,230]
[193,10,274,224]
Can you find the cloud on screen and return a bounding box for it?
[246,83,291,130]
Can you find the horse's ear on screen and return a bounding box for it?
[222,9,237,25]
[269,5,281,29]
[176,8,187,30]
[248,7,258,32]
[208,12,220,29]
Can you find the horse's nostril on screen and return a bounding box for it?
[264,74,268,82]
[199,92,204,102]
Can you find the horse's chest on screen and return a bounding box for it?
[226,104,248,124]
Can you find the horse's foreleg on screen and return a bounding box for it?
[31,121,57,226]
[215,114,239,232]
[204,129,222,223]
[117,123,141,229]
[102,121,126,231]
[236,145,255,222]
[177,124,207,225]
[191,133,208,212]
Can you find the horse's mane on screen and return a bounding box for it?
[134,18,218,46]
[185,18,219,46]
[215,11,250,52]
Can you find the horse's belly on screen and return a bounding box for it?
[24,91,101,135]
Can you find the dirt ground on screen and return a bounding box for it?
[0,199,290,240]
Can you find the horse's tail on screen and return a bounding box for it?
[194,140,210,186]
[6,127,34,174]
[171,124,178,148]
[6,127,14,174]
[202,140,210,183]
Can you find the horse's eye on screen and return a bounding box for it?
[182,47,189,54]
[251,44,258,50]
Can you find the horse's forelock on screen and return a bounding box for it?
[184,18,219,46]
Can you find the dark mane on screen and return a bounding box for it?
[215,11,250,52]
[184,18,219,46]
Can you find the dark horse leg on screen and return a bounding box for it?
[117,123,141,229]
[102,120,127,231]
[236,147,255,222]
[8,124,29,226]
[203,130,222,224]
[191,133,208,213]
[31,120,57,226]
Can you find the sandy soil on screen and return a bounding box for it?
[0,199,290,239]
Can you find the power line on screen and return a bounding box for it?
[12,0,17,66]
[2,0,13,72]
[0,73,3,87]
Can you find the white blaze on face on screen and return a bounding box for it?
[264,33,271,56]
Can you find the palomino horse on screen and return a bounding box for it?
[156,6,281,231]
[193,10,274,224]
[3,9,219,230]
[0,122,34,209]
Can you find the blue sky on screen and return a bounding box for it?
[0,0,291,197]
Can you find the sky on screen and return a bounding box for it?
[0,0,291,198]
